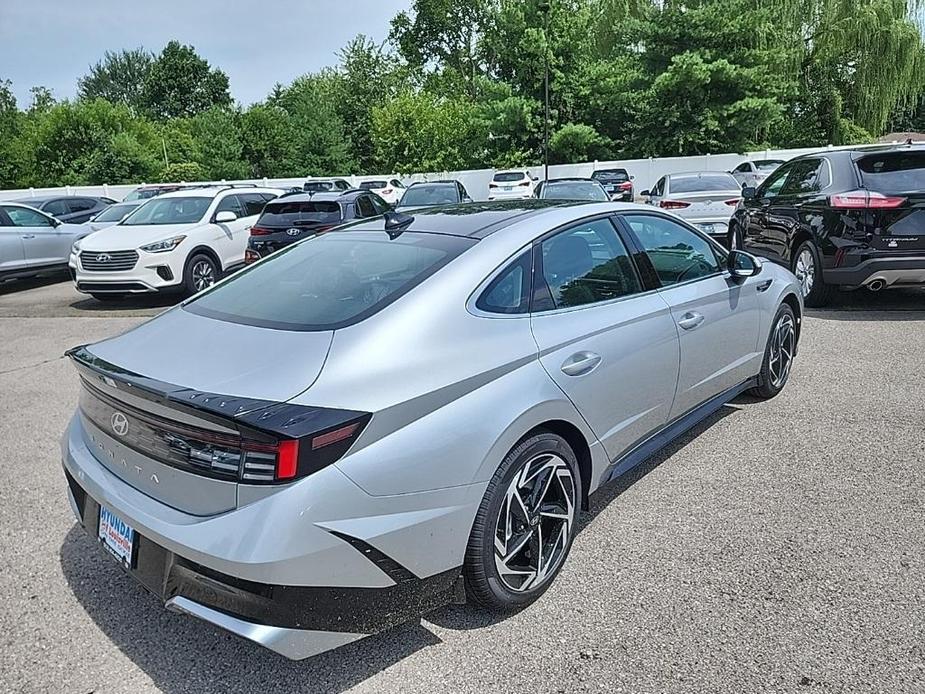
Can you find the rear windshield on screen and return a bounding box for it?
[755,160,784,171]
[259,200,342,226]
[400,185,459,207]
[542,181,609,201]
[184,232,474,331]
[591,170,629,182]
[122,197,211,225]
[93,203,138,223]
[670,174,739,193]
[304,181,335,192]
[857,152,925,193]
[359,180,388,189]
[493,172,526,183]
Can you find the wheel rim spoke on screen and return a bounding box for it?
[768,314,795,388]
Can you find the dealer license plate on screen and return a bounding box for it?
[98,505,135,567]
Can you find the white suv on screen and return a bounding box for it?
[487,170,537,200]
[73,186,283,300]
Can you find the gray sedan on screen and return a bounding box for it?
[0,203,88,281]
[643,172,743,242]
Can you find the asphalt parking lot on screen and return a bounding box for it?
[1,277,924,694]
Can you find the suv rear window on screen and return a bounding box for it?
[591,170,629,182]
[184,232,475,331]
[259,201,342,226]
[493,172,526,183]
[360,181,387,189]
[857,151,925,193]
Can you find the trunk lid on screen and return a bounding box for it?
[856,150,925,251]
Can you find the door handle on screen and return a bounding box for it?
[21,234,35,239]
[560,351,602,377]
[677,312,705,330]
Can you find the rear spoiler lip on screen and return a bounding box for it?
[65,344,369,443]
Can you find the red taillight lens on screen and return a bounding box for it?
[659,200,691,209]
[518,180,530,187]
[275,439,300,480]
[244,249,260,265]
[381,188,392,195]
[724,198,741,207]
[250,226,271,236]
[830,190,907,209]
[619,181,633,190]
[489,182,498,188]
[311,422,361,450]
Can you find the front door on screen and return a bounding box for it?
[741,163,792,260]
[621,213,761,419]
[2,205,64,267]
[529,216,680,464]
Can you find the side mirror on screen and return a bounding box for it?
[640,190,651,197]
[630,175,635,180]
[532,176,539,181]
[728,250,762,280]
[741,186,757,200]
[215,210,237,223]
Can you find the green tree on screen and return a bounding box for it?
[0,80,23,187]
[189,107,249,180]
[77,48,154,110]
[240,104,294,178]
[141,41,232,119]
[548,122,614,162]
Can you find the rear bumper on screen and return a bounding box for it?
[488,190,534,201]
[825,255,925,288]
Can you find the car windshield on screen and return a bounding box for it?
[755,160,785,171]
[93,203,138,223]
[591,170,629,182]
[121,197,211,225]
[360,181,387,189]
[399,185,459,207]
[304,181,335,192]
[493,172,526,183]
[542,181,609,201]
[670,174,739,193]
[258,200,343,226]
[857,151,925,193]
[184,232,475,331]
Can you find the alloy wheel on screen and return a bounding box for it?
[794,249,815,298]
[494,453,577,593]
[768,313,796,388]
[192,260,216,292]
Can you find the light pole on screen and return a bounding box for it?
[539,1,551,182]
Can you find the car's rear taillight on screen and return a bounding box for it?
[250,226,272,236]
[489,182,498,188]
[724,198,741,206]
[381,188,393,195]
[830,190,907,209]
[619,182,633,190]
[659,200,691,209]
[518,180,530,187]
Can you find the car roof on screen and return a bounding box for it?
[407,180,459,187]
[544,177,598,183]
[275,191,358,203]
[2,201,46,211]
[668,171,737,178]
[155,186,282,199]
[344,200,623,239]
[592,168,628,173]
[493,169,529,175]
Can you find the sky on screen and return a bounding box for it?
[0,0,413,107]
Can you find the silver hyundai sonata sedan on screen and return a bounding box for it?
[61,201,803,659]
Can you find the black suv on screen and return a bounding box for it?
[245,189,390,263]
[591,168,634,201]
[731,143,925,306]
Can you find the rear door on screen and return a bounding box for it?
[530,216,680,464]
[0,208,27,272]
[621,212,761,419]
[856,150,925,252]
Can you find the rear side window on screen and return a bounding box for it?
[44,199,70,216]
[239,193,272,217]
[68,198,98,212]
[476,251,531,314]
[185,232,475,331]
[537,218,641,310]
[258,201,342,226]
[356,196,376,217]
[857,151,925,193]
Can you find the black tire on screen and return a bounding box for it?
[183,253,219,295]
[464,430,582,612]
[90,293,126,302]
[792,240,836,308]
[750,303,797,399]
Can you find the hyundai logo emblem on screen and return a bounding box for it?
[110,412,129,437]
[96,253,112,263]
[286,228,301,237]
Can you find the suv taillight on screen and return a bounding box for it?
[250,226,271,236]
[724,198,741,206]
[659,200,690,209]
[830,190,907,209]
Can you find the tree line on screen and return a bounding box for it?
[1,0,924,189]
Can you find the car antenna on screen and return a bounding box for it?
[383,211,414,239]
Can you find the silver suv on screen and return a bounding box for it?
[61,201,802,659]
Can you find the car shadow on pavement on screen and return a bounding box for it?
[70,293,181,312]
[59,526,442,694]
[427,401,744,633]
[806,288,925,320]
[0,272,70,295]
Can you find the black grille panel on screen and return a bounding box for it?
[80,249,138,271]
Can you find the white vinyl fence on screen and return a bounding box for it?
[0,143,881,203]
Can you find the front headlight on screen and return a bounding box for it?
[139,235,186,253]
[71,241,81,255]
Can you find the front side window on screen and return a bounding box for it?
[185,231,475,331]
[757,164,792,199]
[4,206,53,227]
[215,194,245,218]
[733,163,751,173]
[538,218,641,310]
[122,197,211,226]
[624,214,721,286]
[755,160,785,172]
[369,195,391,215]
[476,250,531,314]
[93,203,137,223]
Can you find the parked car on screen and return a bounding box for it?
[124,184,200,201]
[0,203,88,282]
[732,143,925,306]
[246,190,390,263]
[9,195,117,224]
[395,181,472,211]
[730,160,785,188]
[535,178,610,201]
[642,172,741,242]
[61,201,801,660]
[67,202,148,274]
[358,178,406,205]
[488,170,536,200]
[72,186,283,300]
[303,178,351,194]
[591,168,635,201]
